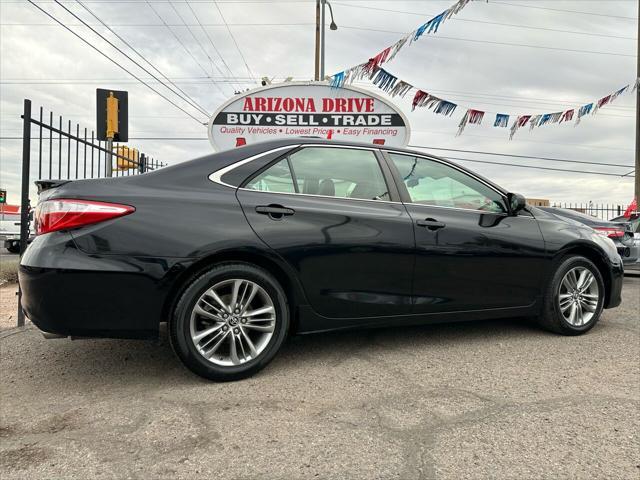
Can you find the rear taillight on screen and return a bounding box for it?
[594,226,625,239]
[35,199,134,235]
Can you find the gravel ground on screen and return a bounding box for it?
[0,284,19,331]
[0,252,20,285]
[0,277,638,479]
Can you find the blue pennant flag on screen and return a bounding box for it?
[330,71,345,88]
[414,10,448,41]
[372,68,397,92]
[539,113,553,126]
[494,114,509,127]
[578,103,593,117]
[434,100,457,116]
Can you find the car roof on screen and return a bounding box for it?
[228,138,509,194]
[147,138,508,197]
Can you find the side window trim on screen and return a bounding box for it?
[382,150,509,213]
[286,156,300,194]
[241,145,402,203]
[380,150,412,204]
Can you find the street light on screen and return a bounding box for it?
[326,0,337,31]
[317,0,337,80]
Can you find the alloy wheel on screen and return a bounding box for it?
[189,279,276,366]
[557,266,600,327]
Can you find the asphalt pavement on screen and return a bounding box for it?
[1,277,638,479]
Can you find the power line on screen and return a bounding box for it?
[0,22,315,26]
[74,0,211,117]
[26,0,208,124]
[144,0,227,96]
[410,129,635,152]
[332,2,637,41]
[4,76,634,113]
[386,86,635,112]
[339,26,636,58]
[441,155,635,178]
[491,1,638,21]
[214,1,255,80]
[3,131,632,153]
[184,0,241,91]
[167,0,226,81]
[1,134,631,178]
[407,145,633,168]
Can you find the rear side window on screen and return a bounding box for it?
[245,158,296,193]
[246,147,390,201]
[389,153,506,213]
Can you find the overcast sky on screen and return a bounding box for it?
[0,0,637,206]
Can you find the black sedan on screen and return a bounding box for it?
[20,139,623,381]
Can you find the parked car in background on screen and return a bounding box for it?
[610,213,640,273]
[0,209,34,253]
[20,139,624,381]
[539,207,638,272]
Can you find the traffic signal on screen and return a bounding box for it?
[96,89,128,141]
[0,189,6,204]
[114,146,139,171]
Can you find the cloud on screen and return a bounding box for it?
[0,0,636,206]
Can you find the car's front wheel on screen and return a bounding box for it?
[170,263,289,381]
[538,255,605,335]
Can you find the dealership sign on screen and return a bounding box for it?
[208,82,410,151]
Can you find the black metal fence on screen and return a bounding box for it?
[550,202,630,221]
[17,98,165,325]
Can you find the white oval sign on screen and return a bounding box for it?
[208,82,410,151]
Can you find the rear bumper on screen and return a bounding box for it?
[19,233,188,339]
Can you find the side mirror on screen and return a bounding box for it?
[507,193,526,215]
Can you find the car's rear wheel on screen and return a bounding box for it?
[170,263,289,381]
[537,255,605,335]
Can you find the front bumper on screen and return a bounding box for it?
[604,260,624,309]
[19,233,189,339]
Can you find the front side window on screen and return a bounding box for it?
[246,147,390,201]
[389,153,506,213]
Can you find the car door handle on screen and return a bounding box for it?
[255,204,295,219]
[416,218,446,231]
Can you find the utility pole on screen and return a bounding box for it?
[320,0,326,80]
[635,0,639,208]
[314,0,320,81]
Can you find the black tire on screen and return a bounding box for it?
[6,244,20,254]
[169,262,289,381]
[537,255,605,335]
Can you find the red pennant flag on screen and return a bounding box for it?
[623,197,637,218]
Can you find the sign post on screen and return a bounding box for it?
[635,0,639,211]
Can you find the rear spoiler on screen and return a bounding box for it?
[35,179,71,194]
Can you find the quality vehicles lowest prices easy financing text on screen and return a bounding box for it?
[19,139,623,381]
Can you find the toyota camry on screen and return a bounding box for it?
[19,139,623,381]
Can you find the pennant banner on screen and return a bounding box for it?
[324,0,638,140]
[329,0,477,88]
[359,66,636,139]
